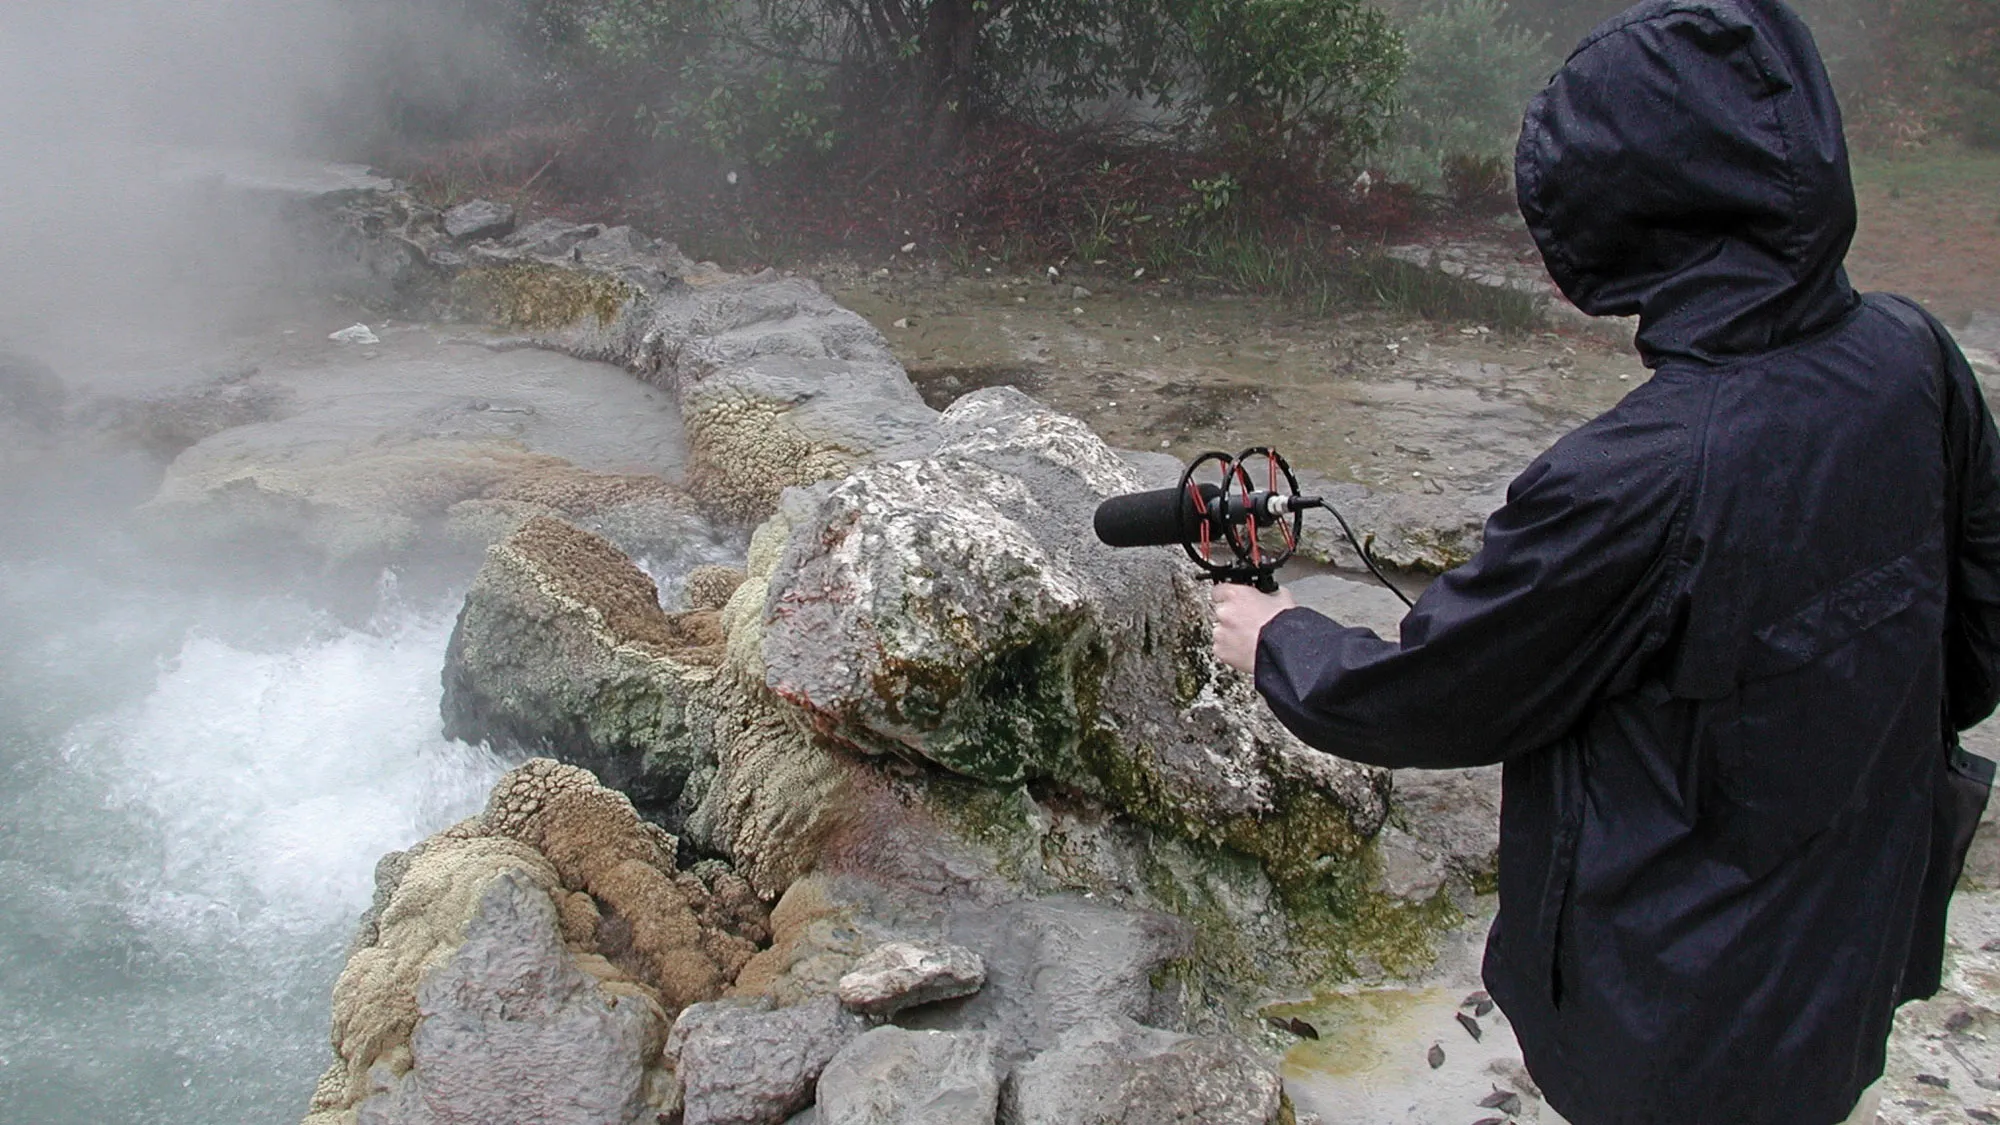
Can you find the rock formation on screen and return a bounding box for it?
[419,385,1462,1122]
[1006,1017,1286,1125]
[304,759,768,1125]
[270,177,1517,1125]
[816,1027,1002,1125]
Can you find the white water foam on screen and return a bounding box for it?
[0,587,509,1123]
[97,599,510,943]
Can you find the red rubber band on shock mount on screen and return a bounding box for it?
[1234,461,1262,567]
[1188,476,1213,563]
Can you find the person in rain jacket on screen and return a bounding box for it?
[1211,1,2000,1121]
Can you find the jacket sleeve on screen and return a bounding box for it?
[1942,333,2000,731]
[1253,434,1686,769]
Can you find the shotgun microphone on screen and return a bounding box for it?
[1089,447,1412,606]
[1092,483,1224,548]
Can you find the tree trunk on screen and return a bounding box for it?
[918,0,979,158]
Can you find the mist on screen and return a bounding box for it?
[0,9,548,1122]
[0,1,537,362]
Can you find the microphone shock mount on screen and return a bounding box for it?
[1176,447,1413,606]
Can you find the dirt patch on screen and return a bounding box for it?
[904,363,1048,411]
[829,265,1639,498]
[1846,145,2000,324]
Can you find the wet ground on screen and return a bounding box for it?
[1847,147,2000,328]
[824,265,1644,501]
[821,144,2000,509]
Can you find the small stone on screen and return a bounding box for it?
[1428,1043,1446,1069]
[670,996,869,1125]
[442,199,517,242]
[836,941,985,1016]
[900,242,917,253]
[893,318,912,329]
[1374,824,1449,901]
[1072,286,1093,300]
[1456,1012,1483,1041]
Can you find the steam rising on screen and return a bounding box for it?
[0,2,532,357]
[0,8,541,1121]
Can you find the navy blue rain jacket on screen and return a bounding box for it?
[1252,2,2000,1121]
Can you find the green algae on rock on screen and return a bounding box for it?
[452,262,644,331]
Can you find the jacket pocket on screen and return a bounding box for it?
[1743,552,1923,680]
[1709,551,1942,873]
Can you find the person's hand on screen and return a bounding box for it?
[1211,582,1297,674]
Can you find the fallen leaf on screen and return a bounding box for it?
[1428,1042,1446,1069]
[1265,1016,1319,1040]
[1456,1012,1483,1041]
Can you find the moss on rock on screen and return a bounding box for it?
[453,263,641,330]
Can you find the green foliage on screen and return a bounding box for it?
[972,1,1185,124]
[1886,0,2000,148]
[577,0,845,166]
[1178,0,1407,174]
[1376,0,1552,196]
[525,0,1409,177]
[1180,173,1242,225]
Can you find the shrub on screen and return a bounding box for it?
[1376,0,1552,197]
[1178,0,1408,178]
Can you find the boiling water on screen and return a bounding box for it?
[0,484,507,1123]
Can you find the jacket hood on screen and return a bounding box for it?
[1516,0,1859,365]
